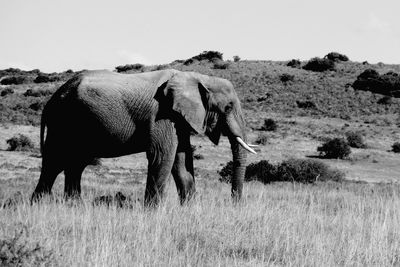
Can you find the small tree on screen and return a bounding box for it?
[260,118,278,131]
[279,73,294,83]
[287,59,301,68]
[115,64,144,73]
[346,132,366,148]
[317,138,351,159]
[233,55,241,62]
[303,57,335,72]
[6,134,35,152]
[392,142,400,153]
[324,52,349,62]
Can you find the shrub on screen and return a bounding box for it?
[34,74,59,83]
[213,60,230,69]
[303,57,335,72]
[275,158,344,183]
[191,51,223,62]
[260,118,278,131]
[6,134,35,152]
[279,73,294,83]
[23,89,53,97]
[352,69,400,97]
[115,64,144,73]
[0,226,54,266]
[29,101,44,111]
[287,59,301,68]
[152,64,169,71]
[392,142,400,153]
[1,88,14,97]
[0,76,26,85]
[184,51,223,65]
[377,96,393,105]
[219,158,344,184]
[254,133,268,145]
[218,161,234,183]
[245,160,276,183]
[233,55,241,62]
[317,138,351,159]
[296,100,317,109]
[346,132,367,148]
[183,58,196,66]
[324,52,349,62]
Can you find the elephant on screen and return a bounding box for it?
[31,69,256,206]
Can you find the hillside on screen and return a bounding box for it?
[1,55,400,265]
[1,56,399,127]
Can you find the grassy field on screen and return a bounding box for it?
[1,56,400,265]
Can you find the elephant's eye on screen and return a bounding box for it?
[224,102,233,113]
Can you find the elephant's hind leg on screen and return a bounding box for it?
[31,152,63,202]
[171,133,195,204]
[64,160,87,199]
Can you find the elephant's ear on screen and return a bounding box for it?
[157,73,209,134]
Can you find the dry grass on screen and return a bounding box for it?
[1,182,400,266]
[0,123,400,265]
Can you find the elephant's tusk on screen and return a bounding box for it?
[247,144,259,148]
[236,137,257,154]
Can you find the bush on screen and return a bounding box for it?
[377,96,393,105]
[183,58,196,66]
[287,59,301,68]
[279,73,294,83]
[245,160,277,183]
[213,60,230,69]
[184,51,223,65]
[6,134,35,152]
[34,74,58,83]
[219,158,344,184]
[151,64,169,71]
[254,133,268,145]
[392,142,400,153]
[352,69,400,97]
[1,88,14,97]
[275,158,344,183]
[23,89,53,97]
[29,101,45,111]
[0,226,54,266]
[192,51,223,62]
[324,52,349,62]
[296,100,317,109]
[218,161,234,183]
[0,76,26,85]
[260,118,278,131]
[346,132,367,148]
[303,57,335,72]
[233,55,241,62]
[115,64,144,73]
[317,138,351,159]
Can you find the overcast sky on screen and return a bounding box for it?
[1,0,399,72]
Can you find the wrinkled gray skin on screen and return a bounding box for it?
[31,69,249,206]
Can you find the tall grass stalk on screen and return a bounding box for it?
[1,183,399,266]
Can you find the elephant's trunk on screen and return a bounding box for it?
[225,111,253,200]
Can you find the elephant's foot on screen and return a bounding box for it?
[30,190,53,204]
[144,186,165,208]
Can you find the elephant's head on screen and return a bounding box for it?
[156,71,256,199]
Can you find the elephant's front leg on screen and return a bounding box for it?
[171,132,195,204]
[144,120,178,206]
